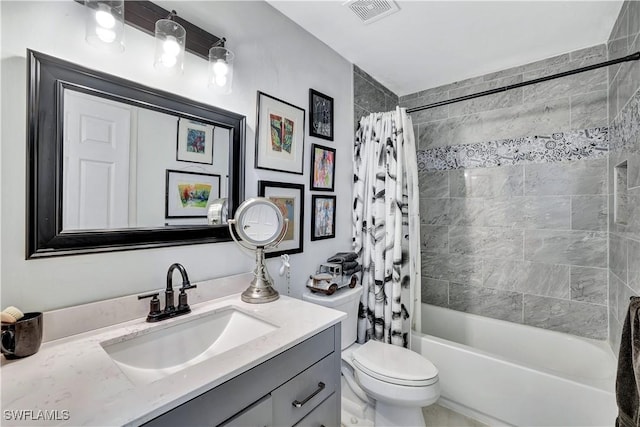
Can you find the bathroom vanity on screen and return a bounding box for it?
[1,273,344,426]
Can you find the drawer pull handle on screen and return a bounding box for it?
[292,382,325,408]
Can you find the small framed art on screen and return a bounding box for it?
[176,118,214,164]
[311,195,336,241]
[258,180,305,258]
[165,170,220,218]
[309,89,333,141]
[310,144,336,191]
[255,91,305,174]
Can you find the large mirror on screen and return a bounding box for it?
[27,50,245,258]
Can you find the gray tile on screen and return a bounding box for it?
[449,227,523,260]
[449,166,523,198]
[523,295,607,339]
[610,3,629,42]
[609,270,619,325]
[629,152,640,189]
[421,198,450,225]
[418,98,571,149]
[354,105,368,132]
[629,238,640,293]
[608,38,629,84]
[406,91,449,123]
[449,76,523,117]
[449,198,485,226]
[629,0,640,36]
[617,61,640,113]
[610,233,629,283]
[570,90,608,129]
[570,266,608,304]
[354,65,397,99]
[523,66,607,104]
[449,282,523,323]
[422,253,483,286]
[483,259,570,298]
[421,225,449,254]
[610,74,620,121]
[570,44,607,62]
[617,280,636,325]
[419,170,449,198]
[484,196,571,230]
[610,312,623,358]
[524,158,607,196]
[571,195,608,231]
[521,52,571,75]
[421,277,448,307]
[524,230,608,268]
[354,74,387,114]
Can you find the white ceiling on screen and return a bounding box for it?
[267,1,623,96]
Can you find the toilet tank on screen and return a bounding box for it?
[302,285,363,350]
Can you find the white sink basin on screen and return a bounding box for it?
[101,307,278,386]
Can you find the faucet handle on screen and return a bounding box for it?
[138,292,162,317]
[177,284,196,311]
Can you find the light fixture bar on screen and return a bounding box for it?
[74,0,222,60]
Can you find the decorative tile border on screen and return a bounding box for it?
[610,88,640,154]
[417,128,609,172]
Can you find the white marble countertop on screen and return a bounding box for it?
[1,291,344,426]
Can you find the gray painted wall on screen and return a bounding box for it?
[400,43,611,340]
[353,65,399,130]
[608,0,640,355]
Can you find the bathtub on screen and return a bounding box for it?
[411,304,618,427]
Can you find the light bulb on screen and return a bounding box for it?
[160,53,177,68]
[215,74,228,87]
[96,27,116,43]
[212,59,229,76]
[163,36,181,56]
[95,5,115,29]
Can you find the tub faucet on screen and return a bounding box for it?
[138,263,197,322]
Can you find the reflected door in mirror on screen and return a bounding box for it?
[63,91,131,230]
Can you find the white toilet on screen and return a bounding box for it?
[302,285,440,427]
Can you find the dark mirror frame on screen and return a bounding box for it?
[26,50,245,259]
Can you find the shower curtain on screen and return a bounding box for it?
[352,107,420,348]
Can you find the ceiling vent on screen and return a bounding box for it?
[344,0,400,24]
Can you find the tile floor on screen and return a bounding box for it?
[422,404,488,427]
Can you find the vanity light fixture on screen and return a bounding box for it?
[84,0,125,52]
[154,11,186,74]
[209,38,235,94]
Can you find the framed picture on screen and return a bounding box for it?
[258,180,305,258]
[309,89,333,141]
[165,170,220,218]
[176,118,214,164]
[310,144,336,191]
[311,195,336,241]
[255,91,305,174]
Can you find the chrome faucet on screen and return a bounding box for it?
[138,263,197,322]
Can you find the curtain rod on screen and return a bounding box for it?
[406,51,640,114]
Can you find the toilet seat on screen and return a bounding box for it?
[351,340,438,387]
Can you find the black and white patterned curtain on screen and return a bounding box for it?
[353,107,420,348]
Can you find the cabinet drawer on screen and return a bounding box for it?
[272,354,337,426]
[293,393,338,427]
[219,394,272,427]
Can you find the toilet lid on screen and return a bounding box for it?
[351,340,438,386]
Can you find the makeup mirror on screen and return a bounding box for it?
[228,198,288,303]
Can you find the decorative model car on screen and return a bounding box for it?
[306,262,358,295]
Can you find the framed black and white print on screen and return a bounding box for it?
[309,89,334,141]
[311,195,336,241]
[165,170,220,218]
[258,180,305,258]
[255,91,306,174]
[176,118,214,164]
[310,144,336,191]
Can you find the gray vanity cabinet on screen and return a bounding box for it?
[143,325,341,427]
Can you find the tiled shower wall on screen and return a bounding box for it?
[400,43,611,340]
[353,65,399,130]
[608,0,640,354]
